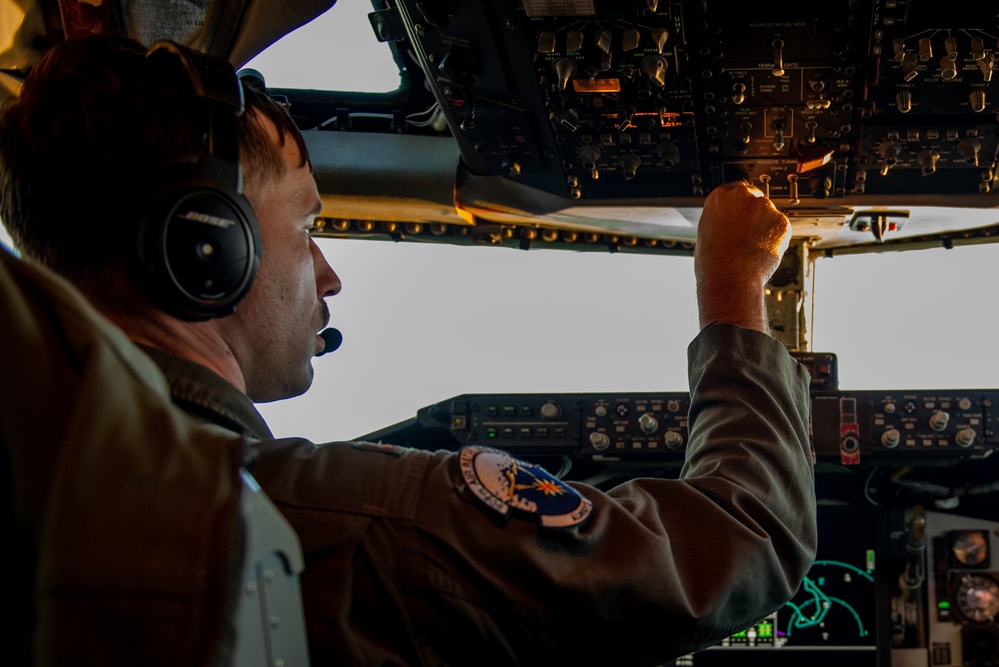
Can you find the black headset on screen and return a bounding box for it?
[136,41,261,321]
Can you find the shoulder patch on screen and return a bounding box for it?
[457,446,592,529]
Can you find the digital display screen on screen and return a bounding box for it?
[674,512,884,667]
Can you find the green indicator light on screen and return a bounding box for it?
[866,549,876,571]
[759,622,773,638]
[732,630,747,638]
[939,601,950,609]
[487,430,497,439]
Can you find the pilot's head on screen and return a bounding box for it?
[0,36,341,401]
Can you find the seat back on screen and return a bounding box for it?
[235,470,311,667]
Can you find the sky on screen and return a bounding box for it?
[252,238,999,442]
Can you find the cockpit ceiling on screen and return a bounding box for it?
[306,132,999,256]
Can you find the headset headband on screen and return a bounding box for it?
[145,41,246,193]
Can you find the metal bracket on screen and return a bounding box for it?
[369,7,409,42]
[766,239,813,352]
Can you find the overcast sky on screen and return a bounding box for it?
[259,237,999,442]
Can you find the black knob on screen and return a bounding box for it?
[438,49,479,87]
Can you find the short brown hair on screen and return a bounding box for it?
[0,36,308,294]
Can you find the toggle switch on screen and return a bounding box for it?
[758,174,771,199]
[901,53,919,81]
[940,55,958,80]
[537,31,556,54]
[896,89,913,113]
[978,53,995,82]
[732,82,746,105]
[772,118,786,151]
[970,89,987,112]
[622,28,640,51]
[652,27,669,54]
[641,55,668,87]
[919,37,933,61]
[596,29,612,54]
[787,174,800,205]
[552,58,577,91]
[772,39,785,76]
[945,36,958,61]
[566,30,584,53]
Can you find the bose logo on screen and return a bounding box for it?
[178,210,236,229]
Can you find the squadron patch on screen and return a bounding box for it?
[457,446,593,529]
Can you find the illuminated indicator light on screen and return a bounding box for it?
[486,430,497,439]
[658,111,684,128]
[732,630,747,638]
[572,78,622,93]
[939,601,951,609]
[866,549,876,571]
[758,622,774,638]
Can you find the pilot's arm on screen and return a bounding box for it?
[251,183,816,665]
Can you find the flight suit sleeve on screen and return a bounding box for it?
[252,323,816,666]
[1,249,247,667]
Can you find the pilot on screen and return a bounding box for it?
[0,36,816,665]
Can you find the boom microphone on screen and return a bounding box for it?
[316,328,343,356]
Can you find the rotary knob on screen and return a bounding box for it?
[664,431,684,449]
[589,432,610,450]
[540,402,561,419]
[579,144,602,170]
[882,429,901,448]
[958,138,981,165]
[619,153,642,180]
[638,413,659,434]
[654,141,680,168]
[917,149,940,176]
[956,428,977,447]
[929,411,950,431]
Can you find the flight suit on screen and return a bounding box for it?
[1,249,246,666]
[142,323,817,666]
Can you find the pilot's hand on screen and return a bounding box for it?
[694,181,791,333]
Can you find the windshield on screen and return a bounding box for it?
[256,236,999,442]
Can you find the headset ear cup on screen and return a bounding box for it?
[137,177,261,321]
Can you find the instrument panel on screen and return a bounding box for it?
[363,382,999,666]
[395,0,999,203]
